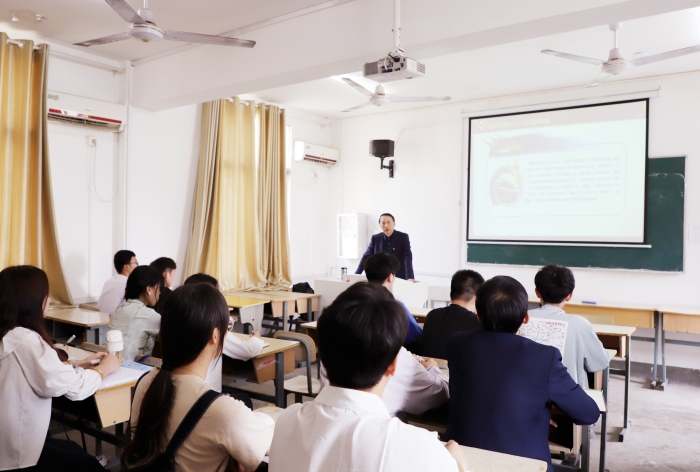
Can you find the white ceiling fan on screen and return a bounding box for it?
[542,22,700,87]
[74,0,255,48]
[340,78,450,112]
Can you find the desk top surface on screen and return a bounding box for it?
[59,346,145,390]
[224,291,319,302]
[232,333,298,356]
[46,307,110,327]
[659,306,700,316]
[408,306,431,317]
[462,446,547,472]
[592,324,636,336]
[223,295,269,308]
[606,349,618,359]
[301,321,317,330]
[584,389,607,412]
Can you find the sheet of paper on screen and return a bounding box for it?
[519,318,569,357]
[99,366,147,390]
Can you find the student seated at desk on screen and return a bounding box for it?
[445,276,600,472]
[182,273,266,393]
[269,282,468,472]
[420,269,484,359]
[365,252,422,344]
[109,266,162,362]
[0,266,120,472]
[525,264,610,388]
[97,249,137,314]
[123,283,272,472]
[149,257,177,314]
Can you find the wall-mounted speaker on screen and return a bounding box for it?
[369,139,395,158]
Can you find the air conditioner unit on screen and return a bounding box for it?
[46,91,126,132]
[293,141,339,166]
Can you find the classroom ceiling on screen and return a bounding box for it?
[239,7,700,119]
[0,0,327,61]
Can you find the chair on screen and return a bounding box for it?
[272,331,322,404]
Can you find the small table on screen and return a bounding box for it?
[222,334,299,407]
[592,324,635,442]
[224,291,321,331]
[46,307,110,345]
[408,306,431,323]
[655,306,700,390]
[301,321,318,345]
[582,389,608,472]
[224,295,268,333]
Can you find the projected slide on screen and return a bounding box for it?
[467,100,647,244]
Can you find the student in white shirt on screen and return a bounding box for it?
[0,265,120,472]
[97,250,138,313]
[183,273,266,393]
[123,283,273,472]
[269,282,468,472]
[109,266,163,362]
[527,264,610,388]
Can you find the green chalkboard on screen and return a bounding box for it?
[466,157,685,272]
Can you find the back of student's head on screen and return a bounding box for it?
[124,266,163,301]
[183,273,219,288]
[535,263,575,304]
[450,270,485,303]
[149,257,177,274]
[318,282,407,389]
[114,249,135,274]
[0,266,52,346]
[122,283,228,469]
[364,252,400,284]
[475,276,529,334]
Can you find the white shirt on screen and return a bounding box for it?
[97,273,128,313]
[321,346,450,416]
[205,333,266,392]
[269,385,459,472]
[528,305,611,388]
[109,299,160,362]
[0,328,102,470]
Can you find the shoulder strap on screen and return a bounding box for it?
[163,390,223,458]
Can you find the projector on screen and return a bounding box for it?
[363,53,426,83]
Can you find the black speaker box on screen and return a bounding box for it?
[369,139,395,158]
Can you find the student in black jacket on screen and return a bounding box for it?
[149,257,177,314]
[420,270,484,359]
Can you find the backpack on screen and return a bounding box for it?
[124,390,222,472]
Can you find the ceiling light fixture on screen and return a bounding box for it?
[35,14,46,21]
[11,14,19,22]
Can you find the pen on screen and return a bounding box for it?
[66,335,76,345]
[91,359,101,365]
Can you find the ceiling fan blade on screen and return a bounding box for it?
[387,95,451,102]
[105,0,145,24]
[541,49,605,66]
[587,70,613,87]
[341,103,371,112]
[164,30,255,48]
[631,45,700,66]
[342,78,374,97]
[74,32,131,47]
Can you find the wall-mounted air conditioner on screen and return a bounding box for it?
[293,141,339,166]
[47,91,126,132]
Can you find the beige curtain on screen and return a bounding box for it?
[0,33,73,305]
[186,97,293,291]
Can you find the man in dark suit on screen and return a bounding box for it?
[445,276,600,471]
[355,213,414,280]
[420,270,484,359]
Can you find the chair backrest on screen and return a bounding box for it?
[273,331,316,364]
[575,314,615,325]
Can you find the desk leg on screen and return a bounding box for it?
[581,424,590,472]
[661,313,667,390]
[599,411,607,472]
[274,352,286,408]
[619,334,631,442]
[308,299,313,322]
[651,311,660,389]
[282,302,289,332]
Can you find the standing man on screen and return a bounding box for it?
[355,213,414,280]
[97,250,137,313]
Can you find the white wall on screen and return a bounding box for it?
[328,72,700,369]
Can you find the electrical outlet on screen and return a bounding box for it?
[86,136,96,146]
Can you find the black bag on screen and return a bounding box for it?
[292,282,314,294]
[124,390,222,472]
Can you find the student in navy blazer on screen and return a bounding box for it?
[445,276,600,471]
[355,213,414,280]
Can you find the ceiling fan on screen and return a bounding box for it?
[340,78,450,112]
[542,22,700,87]
[74,0,255,48]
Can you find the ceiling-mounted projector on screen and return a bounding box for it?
[363,53,425,83]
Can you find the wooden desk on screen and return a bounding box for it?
[409,306,431,322]
[592,324,634,442]
[653,306,700,390]
[224,295,268,333]
[46,307,110,345]
[224,291,321,331]
[222,334,299,407]
[584,389,608,472]
[461,446,547,472]
[301,321,318,345]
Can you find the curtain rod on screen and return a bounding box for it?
[7,39,40,50]
[225,98,283,112]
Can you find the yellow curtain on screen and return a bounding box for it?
[258,105,291,289]
[0,33,73,305]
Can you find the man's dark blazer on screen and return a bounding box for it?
[444,329,600,471]
[355,230,414,280]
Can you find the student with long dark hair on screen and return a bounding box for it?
[0,266,120,471]
[149,257,177,314]
[122,283,273,471]
[109,265,163,362]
